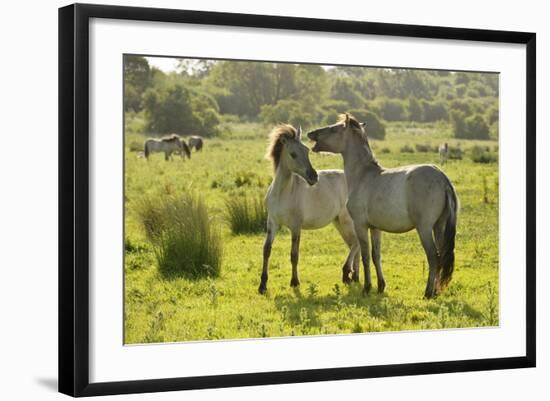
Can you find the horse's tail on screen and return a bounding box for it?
[438,177,458,290]
[144,141,150,159]
[183,141,191,159]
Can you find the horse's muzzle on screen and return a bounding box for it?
[307,130,318,141]
[306,169,318,185]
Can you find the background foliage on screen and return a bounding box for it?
[124,56,499,140]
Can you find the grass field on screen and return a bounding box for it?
[124,121,499,344]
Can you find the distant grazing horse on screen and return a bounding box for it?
[188,136,204,152]
[258,124,362,294]
[144,135,190,160]
[439,143,449,165]
[308,113,458,298]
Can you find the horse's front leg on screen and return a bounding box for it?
[354,224,372,295]
[290,230,301,287]
[258,219,278,294]
[370,228,385,293]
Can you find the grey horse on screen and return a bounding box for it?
[259,124,361,294]
[308,113,458,298]
[144,134,190,160]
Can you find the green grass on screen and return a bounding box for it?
[134,193,223,279]
[225,194,267,235]
[124,121,499,344]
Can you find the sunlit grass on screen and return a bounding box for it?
[124,121,499,344]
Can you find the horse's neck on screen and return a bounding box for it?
[342,136,381,190]
[271,160,294,196]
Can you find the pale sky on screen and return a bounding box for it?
[145,57,180,72]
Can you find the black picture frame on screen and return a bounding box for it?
[59,3,536,397]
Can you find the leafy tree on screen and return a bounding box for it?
[348,109,386,139]
[421,100,448,122]
[207,61,299,118]
[486,105,499,125]
[330,77,366,109]
[407,97,423,121]
[124,55,151,112]
[142,84,220,136]
[259,99,317,128]
[370,98,407,121]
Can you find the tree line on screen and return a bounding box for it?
[124,55,499,140]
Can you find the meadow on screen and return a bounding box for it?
[124,121,499,344]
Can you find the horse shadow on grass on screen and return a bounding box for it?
[273,283,486,333]
[273,284,392,332]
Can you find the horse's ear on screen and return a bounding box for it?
[343,113,350,127]
[348,116,361,131]
[297,126,302,139]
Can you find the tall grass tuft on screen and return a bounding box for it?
[225,194,267,234]
[471,145,498,164]
[136,193,222,279]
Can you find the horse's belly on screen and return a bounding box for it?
[301,216,334,230]
[366,204,414,233]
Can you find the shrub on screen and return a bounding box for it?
[448,146,463,160]
[415,144,432,153]
[380,147,391,154]
[465,114,490,140]
[471,145,498,163]
[347,109,386,139]
[400,144,414,153]
[451,111,490,140]
[225,194,267,234]
[135,193,222,278]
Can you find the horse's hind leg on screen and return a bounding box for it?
[370,229,385,293]
[354,224,372,295]
[352,247,360,282]
[290,229,301,287]
[417,226,440,299]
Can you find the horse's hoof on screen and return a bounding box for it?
[362,284,372,296]
[424,288,437,299]
[352,275,360,283]
[342,275,352,285]
[258,284,267,295]
[377,280,386,294]
[290,278,300,288]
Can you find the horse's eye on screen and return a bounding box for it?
[290,152,297,159]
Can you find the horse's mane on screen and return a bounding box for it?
[337,113,368,141]
[265,124,298,172]
[161,134,181,143]
[337,112,379,166]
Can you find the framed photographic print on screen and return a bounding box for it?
[58,3,536,397]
